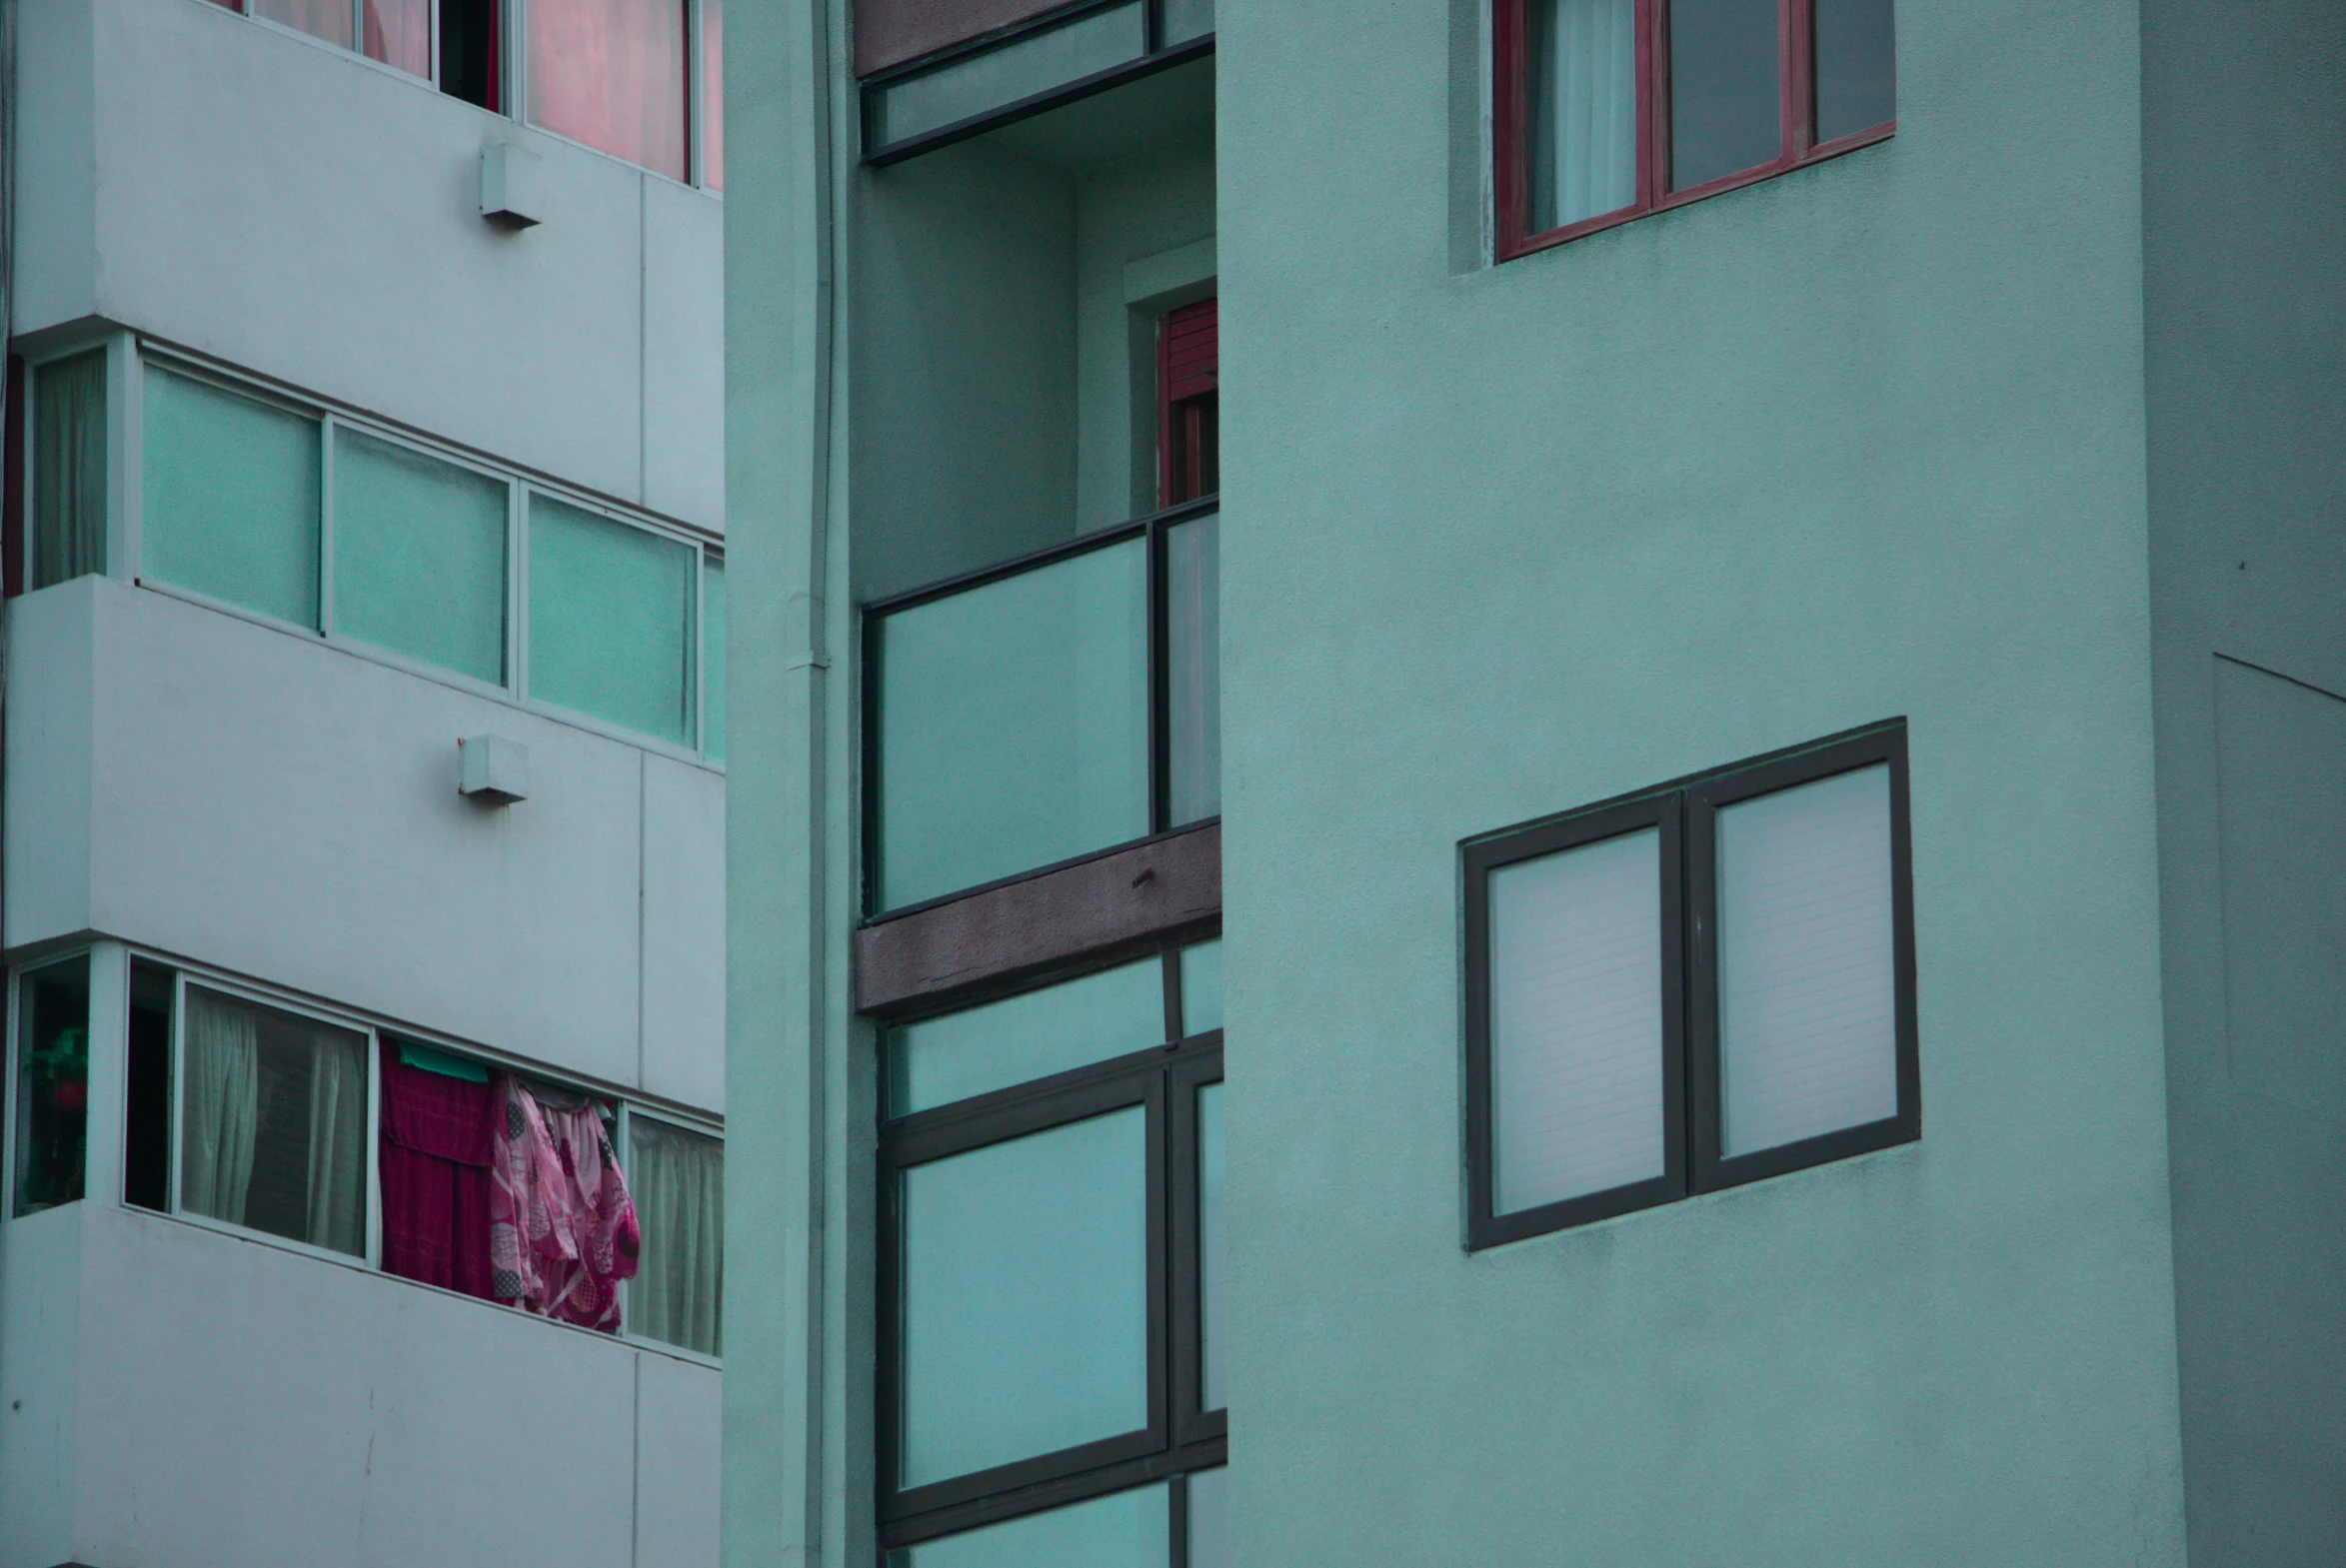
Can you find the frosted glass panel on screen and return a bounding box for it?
[1717,765,1898,1156]
[891,958,1164,1115]
[900,1108,1149,1487]
[892,1482,1168,1568]
[528,496,696,745]
[1197,1080,1225,1410]
[1487,827,1665,1213]
[877,538,1149,909]
[31,351,107,590]
[1526,0,1637,232]
[702,559,726,762]
[1186,1469,1229,1568]
[1179,938,1222,1036]
[333,428,507,684]
[143,368,321,628]
[873,2,1147,146]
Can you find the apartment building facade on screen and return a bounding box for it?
[717,0,2346,1564]
[0,1,729,1564]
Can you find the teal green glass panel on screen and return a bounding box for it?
[899,1107,1149,1487]
[1197,1079,1225,1410]
[891,1483,1168,1568]
[889,957,1164,1115]
[877,538,1149,910]
[702,558,726,762]
[142,367,321,627]
[1166,513,1219,825]
[1178,938,1222,1037]
[333,428,507,684]
[1186,1469,1228,1568]
[31,351,107,590]
[12,955,92,1217]
[528,495,695,745]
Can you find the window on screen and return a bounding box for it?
[28,350,107,592]
[1157,300,1217,510]
[628,1112,724,1355]
[529,0,690,181]
[880,938,1223,1560]
[251,0,431,77]
[131,355,724,759]
[1462,725,1916,1248]
[10,954,93,1217]
[1493,0,1896,258]
[867,504,1220,914]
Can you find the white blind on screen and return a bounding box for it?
[1488,827,1665,1213]
[1717,765,1898,1157]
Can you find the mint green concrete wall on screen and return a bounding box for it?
[2141,0,2346,1560]
[1215,0,2182,1562]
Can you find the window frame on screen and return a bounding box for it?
[616,1102,729,1367]
[1462,722,1917,1250]
[16,333,134,598]
[876,937,1225,1551]
[1491,0,1895,262]
[2,946,100,1222]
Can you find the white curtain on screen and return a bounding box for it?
[181,988,261,1227]
[303,1030,369,1256]
[32,352,107,591]
[629,1118,723,1355]
[1529,0,1637,233]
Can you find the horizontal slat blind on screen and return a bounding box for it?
[1165,299,1217,401]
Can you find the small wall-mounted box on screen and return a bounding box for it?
[459,735,530,803]
[479,143,545,229]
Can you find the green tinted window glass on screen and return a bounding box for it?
[889,958,1164,1116]
[333,428,508,684]
[12,955,92,1217]
[892,1483,1169,1568]
[899,1108,1150,1487]
[877,538,1149,909]
[528,495,695,745]
[31,351,107,590]
[702,558,726,762]
[143,368,321,627]
[1178,938,1222,1037]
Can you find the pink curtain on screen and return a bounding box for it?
[529,0,689,181]
[489,1076,640,1331]
[379,1055,498,1299]
[253,0,352,50]
[363,0,432,77]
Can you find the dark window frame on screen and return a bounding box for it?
[860,496,1221,922]
[876,938,1225,1552]
[1462,723,1917,1251]
[1491,0,1895,262]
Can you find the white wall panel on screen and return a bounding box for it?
[642,754,727,1111]
[9,0,100,335]
[635,1350,723,1567]
[643,177,728,531]
[0,1209,83,1568]
[2,583,99,946]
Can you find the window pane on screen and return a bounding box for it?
[1487,827,1665,1213]
[12,956,92,1217]
[630,1117,724,1356]
[1525,0,1637,233]
[891,1482,1169,1568]
[143,368,322,628]
[180,986,368,1256]
[333,428,508,685]
[877,539,1149,910]
[900,1107,1149,1487]
[528,496,696,745]
[1717,764,1897,1156]
[702,558,726,761]
[890,959,1163,1116]
[1667,0,1780,190]
[700,0,723,188]
[529,0,689,180]
[31,351,107,590]
[1167,514,1220,825]
[362,0,431,75]
[125,960,176,1213]
[1814,0,1894,144]
[1197,1080,1225,1410]
[1179,938,1222,1037]
[1161,0,1213,46]
[253,0,353,50]
[872,2,1147,146]
[1186,1468,1229,1568]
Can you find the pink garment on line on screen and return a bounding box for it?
[490,1075,640,1331]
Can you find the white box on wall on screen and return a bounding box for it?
[459,735,529,803]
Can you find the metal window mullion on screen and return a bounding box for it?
[167,970,187,1216]
[512,483,531,698]
[507,0,528,123]
[692,541,706,753]
[365,1029,384,1268]
[318,415,337,637]
[19,362,35,591]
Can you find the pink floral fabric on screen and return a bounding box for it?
[490,1075,641,1331]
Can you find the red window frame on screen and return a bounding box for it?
[1492,0,1894,261]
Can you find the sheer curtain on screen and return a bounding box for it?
[1527,0,1637,234]
[629,1117,723,1355]
[252,0,354,49]
[528,0,689,181]
[181,988,261,1226]
[32,352,107,591]
[304,1032,369,1255]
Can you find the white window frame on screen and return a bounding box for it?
[15,333,135,596]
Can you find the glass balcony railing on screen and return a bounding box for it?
[865,499,1219,915]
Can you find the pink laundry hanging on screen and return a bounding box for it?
[490,1074,640,1331]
